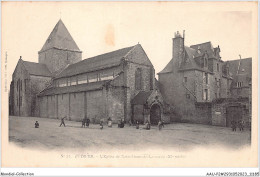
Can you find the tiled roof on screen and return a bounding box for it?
[56,45,135,78]
[38,81,105,96]
[39,19,81,52]
[131,91,153,105]
[22,60,52,77]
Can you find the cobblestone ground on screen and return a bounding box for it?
[9,116,251,151]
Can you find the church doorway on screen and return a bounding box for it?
[150,104,161,125]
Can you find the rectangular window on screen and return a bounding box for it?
[62,94,63,100]
[17,97,18,106]
[59,79,67,87]
[17,80,19,91]
[237,82,243,88]
[70,77,77,86]
[67,79,70,86]
[203,72,208,84]
[20,96,22,106]
[217,63,219,72]
[184,77,187,83]
[100,71,114,81]
[135,68,142,90]
[203,89,208,101]
[21,81,22,91]
[74,93,76,98]
[24,80,26,92]
[78,74,88,84]
[150,67,154,90]
[88,74,98,83]
[204,58,208,68]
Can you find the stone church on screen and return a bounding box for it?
[9,19,171,124]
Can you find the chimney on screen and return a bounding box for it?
[19,56,22,60]
[172,31,184,68]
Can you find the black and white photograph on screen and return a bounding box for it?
[1,1,258,173]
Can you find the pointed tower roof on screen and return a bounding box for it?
[39,19,81,52]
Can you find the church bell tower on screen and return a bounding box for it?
[38,19,82,74]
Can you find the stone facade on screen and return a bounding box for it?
[39,48,82,74]
[158,31,251,127]
[38,44,156,123]
[11,59,52,117]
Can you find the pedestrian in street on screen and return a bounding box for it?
[35,121,39,128]
[238,120,244,131]
[136,120,139,129]
[158,120,163,130]
[59,117,66,127]
[100,120,103,130]
[145,120,151,130]
[108,117,112,127]
[118,119,124,128]
[82,118,86,128]
[86,118,90,128]
[231,120,236,131]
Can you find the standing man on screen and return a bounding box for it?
[60,116,66,127]
[136,120,139,129]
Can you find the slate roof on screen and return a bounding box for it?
[158,59,173,74]
[38,81,105,96]
[131,91,153,105]
[227,58,252,77]
[190,41,216,59]
[39,19,81,52]
[158,45,211,74]
[56,45,135,79]
[22,60,52,77]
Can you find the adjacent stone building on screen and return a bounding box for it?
[211,58,252,127]
[158,31,252,127]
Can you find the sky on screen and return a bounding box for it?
[1,1,258,88]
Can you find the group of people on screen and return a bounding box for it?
[231,120,244,131]
[34,116,165,130]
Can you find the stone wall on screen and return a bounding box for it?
[38,48,82,74]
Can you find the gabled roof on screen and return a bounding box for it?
[39,19,81,52]
[131,91,153,105]
[38,81,105,96]
[56,45,135,79]
[227,58,252,77]
[22,60,52,77]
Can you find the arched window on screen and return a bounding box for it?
[135,68,142,90]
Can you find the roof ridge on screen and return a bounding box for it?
[190,41,211,47]
[83,45,136,61]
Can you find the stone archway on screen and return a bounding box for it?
[150,104,161,125]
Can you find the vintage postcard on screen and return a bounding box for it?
[1,1,258,170]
